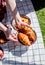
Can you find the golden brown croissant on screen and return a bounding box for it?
[23,26,37,42]
[26,30,37,42]
[17,25,37,43]
[18,33,31,46]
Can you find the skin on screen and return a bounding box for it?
[0,0,30,42]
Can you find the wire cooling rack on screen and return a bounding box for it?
[0,0,45,65]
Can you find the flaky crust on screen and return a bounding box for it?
[17,25,37,43]
[18,33,31,46]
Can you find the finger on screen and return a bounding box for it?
[11,33,16,38]
[16,19,20,25]
[22,22,32,28]
[25,24,32,28]
[8,34,18,42]
[11,33,18,40]
[14,26,19,31]
[10,37,18,42]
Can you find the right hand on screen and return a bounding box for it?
[7,31,18,42]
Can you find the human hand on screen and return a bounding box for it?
[7,32,18,42]
[15,20,32,30]
[4,27,18,42]
[16,19,30,26]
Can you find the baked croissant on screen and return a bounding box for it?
[17,25,37,43]
[18,33,31,46]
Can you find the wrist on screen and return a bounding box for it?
[5,28,12,38]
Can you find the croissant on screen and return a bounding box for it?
[23,26,37,42]
[17,25,37,43]
[26,30,37,42]
[18,33,31,46]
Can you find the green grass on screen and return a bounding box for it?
[36,8,45,46]
[31,0,45,47]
